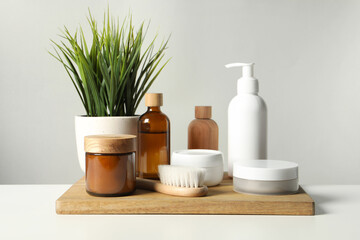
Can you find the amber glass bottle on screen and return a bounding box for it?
[138,93,170,179]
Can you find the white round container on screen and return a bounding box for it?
[171,150,224,186]
[233,160,299,195]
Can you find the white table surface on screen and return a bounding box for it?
[0,184,359,240]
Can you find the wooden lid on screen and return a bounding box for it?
[84,134,136,154]
[145,93,163,106]
[195,106,212,119]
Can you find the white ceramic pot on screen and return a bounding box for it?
[75,115,139,172]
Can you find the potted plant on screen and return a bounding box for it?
[50,11,169,171]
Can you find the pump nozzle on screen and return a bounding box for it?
[225,63,254,78]
[225,62,258,94]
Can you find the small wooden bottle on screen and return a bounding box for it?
[138,93,170,179]
[188,106,218,150]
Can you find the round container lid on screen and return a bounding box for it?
[84,134,136,154]
[145,93,163,107]
[233,160,298,181]
[171,149,223,167]
[195,106,212,119]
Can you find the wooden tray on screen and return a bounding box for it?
[56,177,314,215]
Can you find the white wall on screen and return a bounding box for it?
[0,0,359,184]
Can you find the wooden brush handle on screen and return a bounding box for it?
[136,178,208,197]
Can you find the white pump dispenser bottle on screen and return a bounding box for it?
[225,63,267,177]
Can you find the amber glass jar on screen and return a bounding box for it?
[138,93,170,179]
[85,134,136,197]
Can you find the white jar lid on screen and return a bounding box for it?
[233,160,298,181]
[171,149,223,167]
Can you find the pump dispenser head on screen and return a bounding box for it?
[225,63,259,94]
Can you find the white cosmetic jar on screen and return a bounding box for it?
[233,160,299,195]
[171,149,224,186]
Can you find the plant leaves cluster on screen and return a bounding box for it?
[50,11,169,116]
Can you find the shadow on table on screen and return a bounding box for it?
[309,192,333,215]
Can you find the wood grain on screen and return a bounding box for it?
[56,176,315,215]
[195,106,212,119]
[136,178,208,197]
[188,119,219,150]
[85,134,136,154]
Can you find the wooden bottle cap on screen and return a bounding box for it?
[195,106,212,119]
[145,93,163,107]
[84,134,136,154]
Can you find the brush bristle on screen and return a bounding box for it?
[158,165,206,188]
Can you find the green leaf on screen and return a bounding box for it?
[50,10,170,116]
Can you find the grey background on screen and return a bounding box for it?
[0,0,359,184]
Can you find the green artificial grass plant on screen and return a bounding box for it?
[50,11,169,116]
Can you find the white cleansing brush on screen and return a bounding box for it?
[136,165,208,197]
